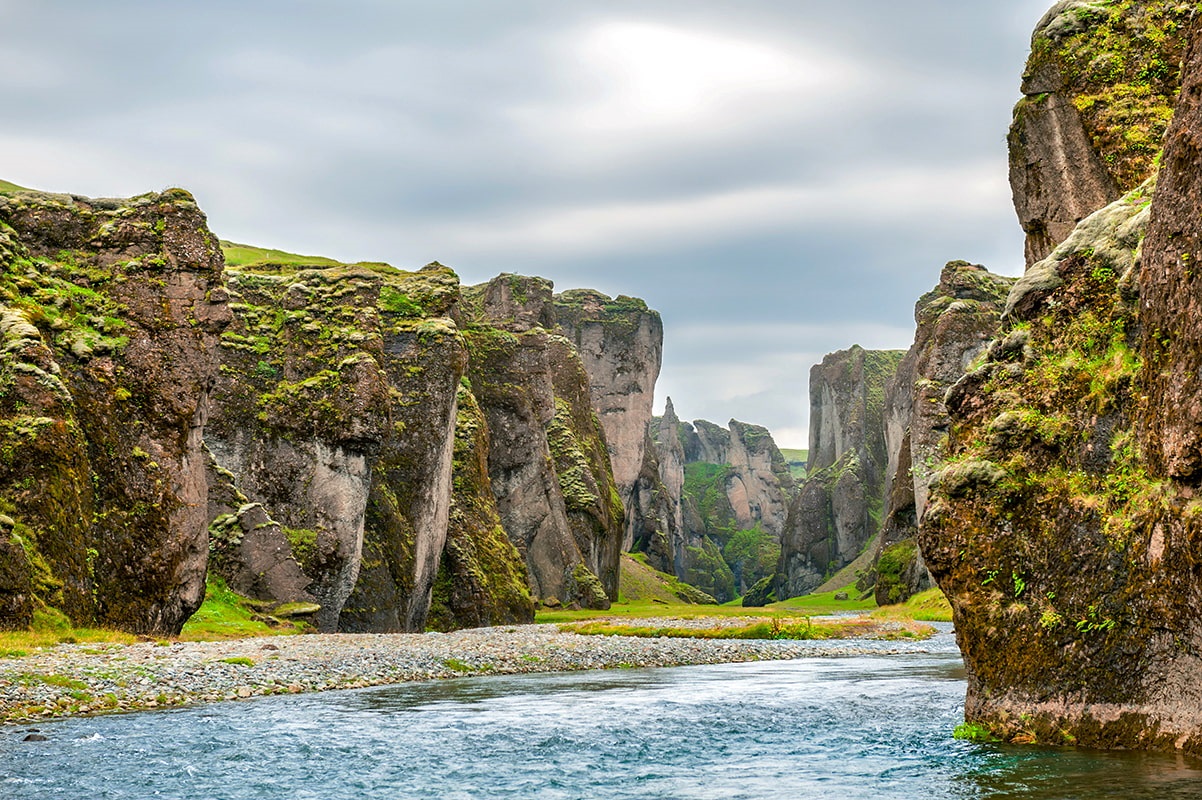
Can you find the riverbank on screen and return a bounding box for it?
[1,618,947,726]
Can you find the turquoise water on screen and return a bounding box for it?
[3,652,1202,798]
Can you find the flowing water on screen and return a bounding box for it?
[3,640,1202,799]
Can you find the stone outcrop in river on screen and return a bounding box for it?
[921,6,1202,753]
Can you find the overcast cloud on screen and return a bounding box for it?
[1,1,1055,446]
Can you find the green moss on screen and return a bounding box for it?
[282,527,318,573]
[1030,0,1192,189]
[875,540,918,605]
[571,564,610,608]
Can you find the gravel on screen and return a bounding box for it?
[0,620,957,724]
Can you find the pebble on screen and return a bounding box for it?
[0,620,954,725]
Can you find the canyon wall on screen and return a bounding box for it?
[773,346,904,599]
[920,5,1202,752]
[0,188,230,634]
[0,187,638,633]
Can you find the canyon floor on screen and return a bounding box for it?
[0,616,941,727]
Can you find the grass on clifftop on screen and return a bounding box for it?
[0,179,29,193]
[221,240,386,270]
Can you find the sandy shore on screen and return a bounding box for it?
[0,620,949,725]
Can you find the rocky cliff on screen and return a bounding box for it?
[1010,0,1190,264]
[872,262,1014,605]
[921,11,1202,752]
[642,410,795,602]
[461,275,622,610]
[0,182,642,634]
[551,290,663,551]
[773,346,904,599]
[0,188,230,634]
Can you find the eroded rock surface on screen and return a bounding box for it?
[1010,0,1189,264]
[0,188,229,633]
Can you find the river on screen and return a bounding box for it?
[3,633,1202,798]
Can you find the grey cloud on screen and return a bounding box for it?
[0,0,1055,446]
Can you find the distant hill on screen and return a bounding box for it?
[779,448,808,480]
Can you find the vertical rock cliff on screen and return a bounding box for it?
[774,346,904,599]
[918,7,1202,754]
[551,289,663,551]
[462,275,623,609]
[0,188,230,634]
[873,262,1014,605]
[206,261,466,632]
[1010,0,1189,264]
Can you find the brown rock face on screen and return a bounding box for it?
[1140,33,1202,481]
[463,275,623,608]
[873,262,1014,606]
[552,290,663,550]
[0,189,229,634]
[1009,1,1190,264]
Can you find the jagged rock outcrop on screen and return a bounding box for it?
[1010,1,1191,264]
[873,262,1014,605]
[643,410,795,602]
[775,346,904,599]
[551,290,663,551]
[462,275,623,609]
[628,398,685,575]
[0,188,230,634]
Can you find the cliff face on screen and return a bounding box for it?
[917,9,1202,754]
[0,188,230,634]
[1010,0,1189,264]
[462,275,623,609]
[0,182,650,634]
[775,346,904,598]
[551,290,663,551]
[206,261,467,632]
[642,411,794,602]
[873,262,1014,605]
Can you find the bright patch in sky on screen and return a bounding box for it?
[571,21,820,127]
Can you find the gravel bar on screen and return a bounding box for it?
[0,620,957,725]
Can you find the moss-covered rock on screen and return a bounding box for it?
[0,187,230,634]
[920,164,1202,748]
[1010,0,1191,264]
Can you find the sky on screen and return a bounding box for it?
[0,1,1056,447]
